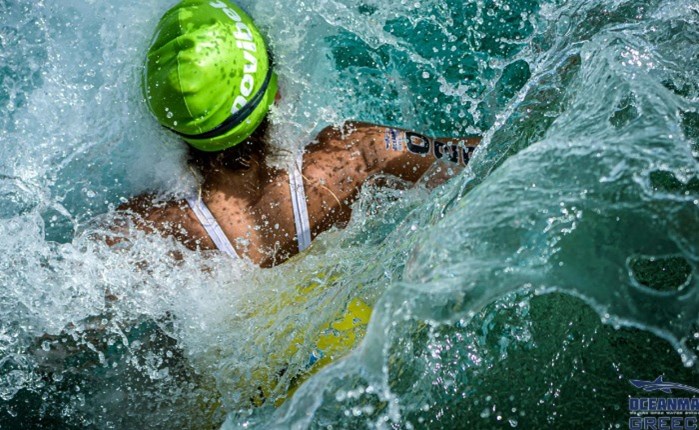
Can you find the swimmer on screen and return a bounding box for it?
[121,0,481,267]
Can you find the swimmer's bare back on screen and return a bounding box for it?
[118,122,480,267]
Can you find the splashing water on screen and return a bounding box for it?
[0,0,697,428]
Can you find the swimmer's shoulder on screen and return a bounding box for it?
[309,122,383,153]
[306,122,434,181]
[116,195,215,251]
[303,122,383,191]
[306,121,387,168]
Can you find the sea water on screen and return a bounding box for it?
[0,0,697,428]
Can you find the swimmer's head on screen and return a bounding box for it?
[143,0,277,152]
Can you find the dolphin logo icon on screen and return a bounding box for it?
[630,376,699,395]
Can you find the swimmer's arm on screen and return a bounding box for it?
[331,122,480,183]
[301,122,480,235]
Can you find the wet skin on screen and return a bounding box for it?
[120,122,480,267]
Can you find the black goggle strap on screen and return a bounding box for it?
[169,56,274,141]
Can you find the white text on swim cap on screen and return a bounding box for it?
[210,1,259,114]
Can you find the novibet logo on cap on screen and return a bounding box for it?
[209,1,260,113]
[628,376,699,430]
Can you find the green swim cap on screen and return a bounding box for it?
[144,0,277,151]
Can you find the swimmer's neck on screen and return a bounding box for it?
[198,147,276,200]
[189,126,271,185]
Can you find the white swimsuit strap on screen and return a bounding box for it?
[289,152,312,252]
[185,195,241,260]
